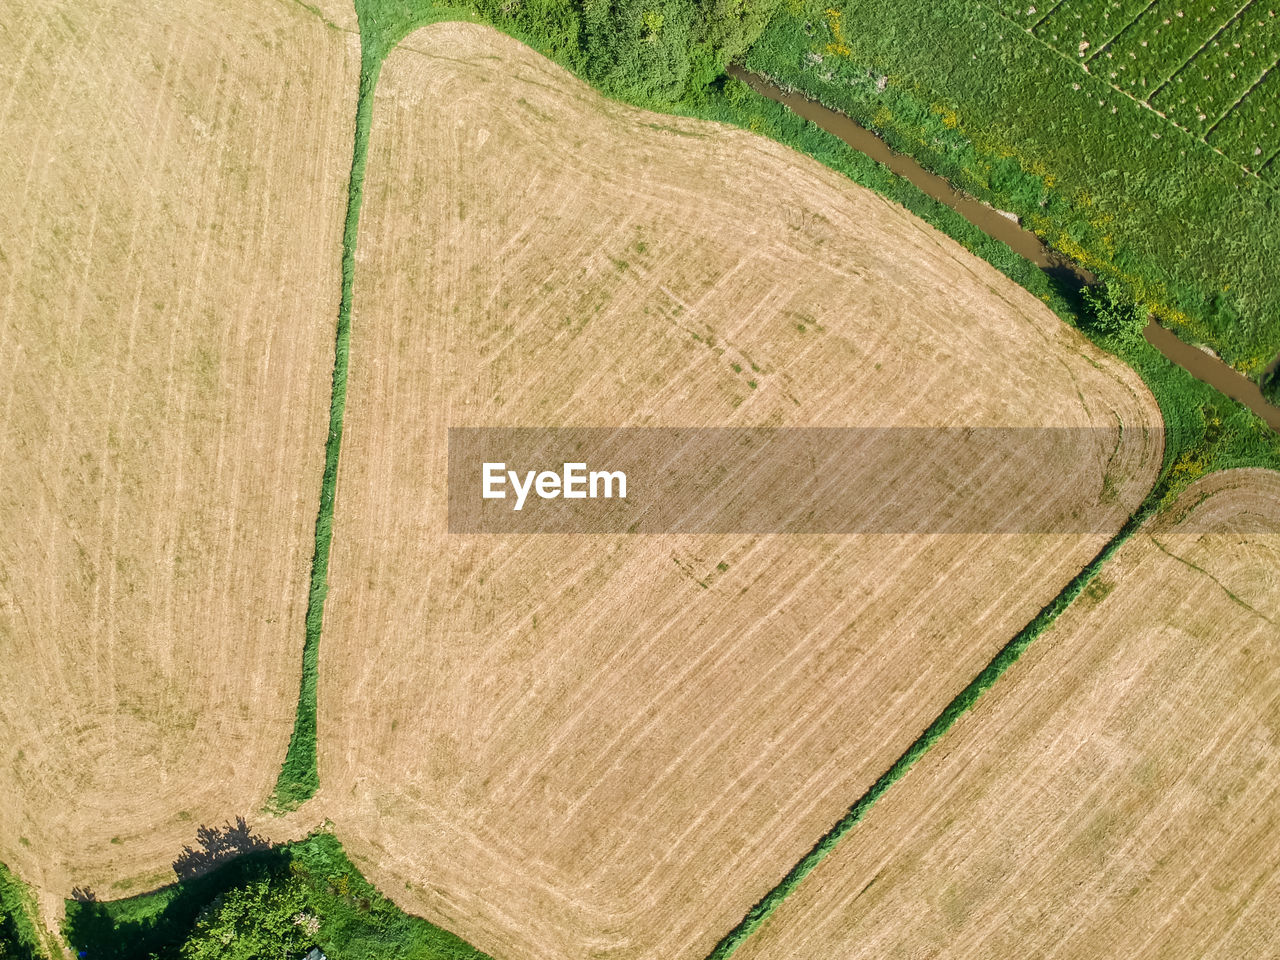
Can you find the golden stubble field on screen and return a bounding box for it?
[0,0,356,919]
[736,468,1280,960]
[316,22,1163,960]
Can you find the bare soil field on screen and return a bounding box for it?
[316,22,1162,960]
[0,0,356,921]
[735,468,1280,960]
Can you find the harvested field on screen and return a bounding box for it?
[735,468,1280,960]
[0,0,357,921]
[317,22,1162,960]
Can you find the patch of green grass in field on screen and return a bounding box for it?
[62,834,490,960]
[0,863,52,960]
[742,0,1280,377]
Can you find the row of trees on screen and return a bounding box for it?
[466,0,784,103]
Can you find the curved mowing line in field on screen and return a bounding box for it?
[270,36,383,811]
[702,496,1161,960]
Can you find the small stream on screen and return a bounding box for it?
[731,66,1280,432]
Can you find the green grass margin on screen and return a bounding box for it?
[269,18,384,809]
[1,862,55,959]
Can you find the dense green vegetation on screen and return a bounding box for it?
[1264,366,1280,406]
[742,0,1280,377]
[356,0,781,94]
[0,864,48,960]
[63,835,489,960]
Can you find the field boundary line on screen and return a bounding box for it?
[1204,54,1280,138]
[1258,142,1280,171]
[1028,0,1066,32]
[1084,0,1157,64]
[269,30,382,811]
[702,498,1160,960]
[1148,535,1276,623]
[1148,0,1258,101]
[980,1,1274,185]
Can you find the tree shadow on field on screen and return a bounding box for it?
[171,817,270,881]
[1040,253,1092,310]
[63,819,282,960]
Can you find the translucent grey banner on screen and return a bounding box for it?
[445,426,1171,534]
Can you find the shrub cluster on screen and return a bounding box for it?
[64,836,491,960]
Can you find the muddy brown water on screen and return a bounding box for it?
[1143,324,1280,430]
[731,66,1280,432]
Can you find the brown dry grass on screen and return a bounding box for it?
[735,468,1280,960]
[0,0,356,921]
[316,22,1162,960]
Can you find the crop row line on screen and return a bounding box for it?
[1029,0,1066,32]
[1258,141,1280,172]
[1204,53,1280,138]
[986,2,1277,187]
[1148,0,1260,101]
[1083,0,1158,65]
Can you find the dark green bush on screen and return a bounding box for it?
[1081,283,1146,345]
[64,836,491,960]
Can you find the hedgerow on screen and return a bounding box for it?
[63,834,490,960]
[0,863,51,960]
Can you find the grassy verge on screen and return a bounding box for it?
[269,20,384,810]
[705,497,1158,958]
[0,862,54,960]
[62,834,490,960]
[743,0,1280,376]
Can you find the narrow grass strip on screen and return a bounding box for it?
[0,861,55,959]
[704,498,1157,960]
[270,42,383,810]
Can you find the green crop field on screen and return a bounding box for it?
[1024,0,1280,160]
[744,0,1280,378]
